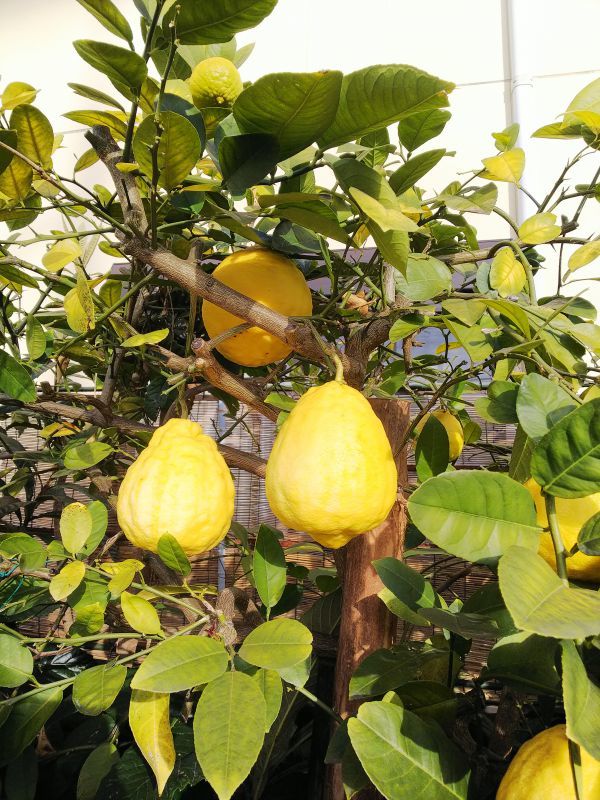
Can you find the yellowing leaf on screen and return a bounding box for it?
[121,591,162,635]
[564,76,600,127]
[129,690,175,796]
[64,288,89,333]
[60,502,93,554]
[1,82,37,111]
[40,422,77,439]
[42,239,83,272]
[49,560,86,601]
[568,240,600,272]
[121,329,169,347]
[489,247,526,298]
[349,187,418,232]
[481,148,525,183]
[567,110,600,133]
[518,212,561,245]
[76,266,96,331]
[101,559,143,598]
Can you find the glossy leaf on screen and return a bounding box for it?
[483,632,560,694]
[77,742,119,800]
[73,40,147,90]
[474,380,519,424]
[577,512,600,555]
[348,701,469,799]
[531,398,600,498]
[516,373,576,441]
[437,182,498,214]
[253,524,286,611]
[420,607,499,639]
[0,351,36,402]
[64,110,128,140]
[131,636,229,693]
[60,502,93,554]
[0,686,63,767]
[518,212,561,245]
[568,240,600,272]
[133,112,200,189]
[10,105,53,167]
[169,0,278,44]
[0,154,32,203]
[408,471,541,562]
[76,0,133,43]
[25,316,46,360]
[389,148,445,194]
[373,557,438,626]
[49,560,86,601]
[234,71,342,160]
[415,415,449,482]
[64,441,114,470]
[481,148,525,183]
[0,634,33,688]
[396,253,452,300]
[489,247,526,297]
[72,662,127,715]
[251,668,283,732]
[121,591,162,636]
[398,109,451,151]
[392,682,458,729]
[319,65,454,149]
[350,645,448,698]
[499,546,600,638]
[562,640,600,761]
[130,690,175,795]
[219,133,279,194]
[157,534,191,576]
[194,671,266,800]
[238,618,313,670]
[350,188,418,232]
[1,82,37,111]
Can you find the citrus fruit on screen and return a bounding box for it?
[201,248,312,367]
[117,418,234,555]
[189,57,243,109]
[266,381,398,548]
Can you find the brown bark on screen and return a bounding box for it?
[326,398,410,800]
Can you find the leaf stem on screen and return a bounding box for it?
[545,493,569,586]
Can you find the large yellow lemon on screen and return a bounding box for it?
[265,382,398,548]
[201,248,313,367]
[117,418,234,556]
[525,479,600,582]
[415,409,464,461]
[188,57,243,109]
[496,725,600,799]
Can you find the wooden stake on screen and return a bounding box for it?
[326,398,410,800]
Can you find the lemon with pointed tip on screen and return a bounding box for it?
[117,418,234,556]
[525,479,600,582]
[496,725,600,799]
[415,409,464,461]
[189,57,243,109]
[265,381,398,548]
[202,248,313,367]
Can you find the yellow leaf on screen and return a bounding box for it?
[481,148,525,183]
[40,422,78,439]
[0,158,32,203]
[121,591,162,635]
[64,288,89,333]
[129,690,175,796]
[563,76,600,127]
[489,247,526,298]
[1,82,37,111]
[568,241,600,272]
[60,502,93,555]
[518,212,561,245]
[76,266,96,331]
[566,110,600,133]
[49,560,86,601]
[42,239,83,272]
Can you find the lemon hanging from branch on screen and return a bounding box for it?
[189,57,243,109]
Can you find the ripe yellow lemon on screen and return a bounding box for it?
[415,409,464,461]
[201,248,313,367]
[117,418,234,556]
[188,57,243,109]
[525,479,600,582]
[496,725,600,799]
[265,381,398,548]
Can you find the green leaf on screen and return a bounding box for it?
[408,470,541,562]
[60,502,93,554]
[482,632,560,694]
[259,194,349,243]
[251,668,282,732]
[392,682,458,728]
[5,747,38,800]
[168,0,278,45]
[0,153,32,203]
[415,415,450,482]
[77,743,119,800]
[518,212,561,245]
[420,607,499,639]
[69,82,126,111]
[193,671,266,800]
[121,329,169,347]
[443,317,493,362]
[130,690,175,795]
[219,133,279,194]
[499,546,600,638]
[396,253,452,300]
[72,662,127,715]
[0,533,46,572]
[373,557,438,626]
[98,746,153,798]
[25,316,46,360]
[76,0,133,43]
[238,618,313,670]
[64,110,128,140]
[350,645,448,698]
[0,686,63,767]
[389,314,424,343]
[531,398,600,498]
[73,40,147,90]
[474,380,519,424]
[389,149,445,194]
[121,591,162,636]
[349,187,418,232]
[157,534,191,576]
[562,640,600,761]
[319,65,454,149]
[254,524,287,611]
[49,560,86,601]
[0,634,33,688]
[64,441,114,470]
[10,105,53,168]
[568,240,600,272]
[131,636,229,693]
[578,512,600,555]
[398,109,451,151]
[82,500,109,555]
[437,182,498,214]
[348,701,469,799]
[0,350,36,402]
[0,129,18,175]
[234,71,342,160]
[133,112,200,189]
[1,82,37,112]
[516,373,576,442]
[492,122,520,152]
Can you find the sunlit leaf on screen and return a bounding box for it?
[49,560,86,601]
[489,247,526,297]
[481,148,525,183]
[72,663,127,715]
[130,690,175,795]
[131,636,229,693]
[121,591,162,635]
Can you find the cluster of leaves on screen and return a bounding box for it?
[1,0,600,798]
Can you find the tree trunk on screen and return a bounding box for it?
[326,398,410,800]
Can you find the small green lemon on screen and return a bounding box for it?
[189,57,243,109]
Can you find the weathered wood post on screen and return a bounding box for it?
[326,397,410,799]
